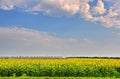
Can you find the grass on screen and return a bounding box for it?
[0,77,119,79]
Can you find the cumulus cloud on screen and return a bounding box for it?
[0,27,120,57]
[93,0,106,15]
[0,0,120,28]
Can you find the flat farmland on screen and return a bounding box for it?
[0,58,120,78]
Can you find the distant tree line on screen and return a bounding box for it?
[0,56,120,59]
[0,56,64,59]
[68,56,120,59]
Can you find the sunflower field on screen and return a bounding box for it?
[0,58,120,77]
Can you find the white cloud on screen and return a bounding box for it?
[93,0,106,15]
[0,0,14,10]
[0,0,120,28]
[0,27,120,57]
[0,27,94,56]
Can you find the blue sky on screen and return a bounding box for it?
[0,0,120,57]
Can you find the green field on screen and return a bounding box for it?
[0,77,119,79]
[1,58,120,78]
